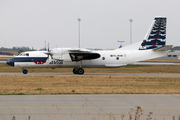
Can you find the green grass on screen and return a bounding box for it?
[36,88,43,90]
[15,93,25,95]
[125,65,149,67]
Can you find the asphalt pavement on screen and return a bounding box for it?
[0,94,180,120]
[0,72,180,77]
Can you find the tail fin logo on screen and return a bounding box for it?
[139,17,166,50]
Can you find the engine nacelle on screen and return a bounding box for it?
[51,48,72,61]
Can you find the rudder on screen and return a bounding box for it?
[139,17,166,50]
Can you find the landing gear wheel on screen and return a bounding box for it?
[78,68,84,75]
[73,68,84,75]
[73,68,79,74]
[23,69,28,74]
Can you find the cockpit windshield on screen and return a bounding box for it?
[18,52,29,56]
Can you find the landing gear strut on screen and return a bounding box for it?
[22,69,28,74]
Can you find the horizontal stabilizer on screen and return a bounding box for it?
[153,45,173,51]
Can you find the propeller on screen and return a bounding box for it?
[44,42,53,59]
[47,42,50,52]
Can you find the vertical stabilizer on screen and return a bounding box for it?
[139,17,166,50]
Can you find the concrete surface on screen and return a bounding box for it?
[0,94,180,120]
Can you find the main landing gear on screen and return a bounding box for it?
[22,69,28,74]
[73,60,84,75]
[73,68,84,75]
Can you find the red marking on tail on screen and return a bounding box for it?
[155,37,159,39]
[152,42,157,45]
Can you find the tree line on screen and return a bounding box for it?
[0,46,36,55]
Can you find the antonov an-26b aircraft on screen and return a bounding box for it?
[7,17,172,74]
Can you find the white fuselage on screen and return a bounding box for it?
[6,17,172,75]
[11,47,166,69]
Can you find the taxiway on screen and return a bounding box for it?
[0,72,180,77]
[0,94,180,120]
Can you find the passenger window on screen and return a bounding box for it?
[102,57,105,60]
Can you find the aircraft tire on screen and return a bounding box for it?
[78,68,84,75]
[73,68,79,74]
[23,69,28,74]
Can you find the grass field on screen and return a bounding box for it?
[0,75,180,95]
[0,50,18,55]
[1,62,180,95]
[0,57,13,60]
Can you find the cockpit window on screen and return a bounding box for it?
[26,53,29,56]
[18,52,29,56]
[18,52,24,56]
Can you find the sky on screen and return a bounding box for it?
[0,0,180,49]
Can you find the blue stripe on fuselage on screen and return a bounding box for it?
[8,57,48,62]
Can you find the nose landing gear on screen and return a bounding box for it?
[22,69,28,74]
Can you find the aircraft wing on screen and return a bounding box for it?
[68,48,100,61]
[68,48,91,52]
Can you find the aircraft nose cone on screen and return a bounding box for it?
[6,59,14,67]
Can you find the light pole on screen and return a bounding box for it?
[129,19,133,44]
[78,18,81,48]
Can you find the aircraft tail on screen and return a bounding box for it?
[118,17,168,51]
[139,16,166,50]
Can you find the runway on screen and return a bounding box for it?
[0,61,6,63]
[0,94,180,120]
[0,72,180,77]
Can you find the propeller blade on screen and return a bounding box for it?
[48,42,50,52]
[44,42,53,59]
[45,40,46,51]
